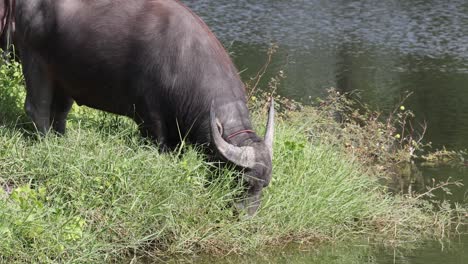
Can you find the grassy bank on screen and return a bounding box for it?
[0,61,466,263]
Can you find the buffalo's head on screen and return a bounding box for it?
[210,100,274,216]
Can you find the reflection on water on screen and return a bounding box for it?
[386,162,468,203]
[192,237,468,264]
[182,0,468,263]
[193,244,377,264]
[375,237,468,264]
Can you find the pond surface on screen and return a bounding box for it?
[183,0,468,263]
[193,237,468,264]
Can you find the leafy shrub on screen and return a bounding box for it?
[0,57,27,125]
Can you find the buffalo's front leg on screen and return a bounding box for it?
[21,50,54,134]
[50,87,74,134]
[135,111,170,151]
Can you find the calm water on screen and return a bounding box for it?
[193,239,468,264]
[183,0,468,263]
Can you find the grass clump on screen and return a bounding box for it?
[0,55,466,262]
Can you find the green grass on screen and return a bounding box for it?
[0,59,465,263]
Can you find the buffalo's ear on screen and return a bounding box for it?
[215,119,223,136]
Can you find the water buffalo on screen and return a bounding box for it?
[0,0,274,215]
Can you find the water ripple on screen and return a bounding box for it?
[184,0,468,61]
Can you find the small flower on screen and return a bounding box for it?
[400,105,405,111]
[395,134,401,139]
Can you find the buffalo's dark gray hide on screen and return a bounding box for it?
[0,0,275,216]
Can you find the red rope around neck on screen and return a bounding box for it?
[226,129,255,141]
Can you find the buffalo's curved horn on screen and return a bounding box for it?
[264,98,275,157]
[210,101,256,168]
